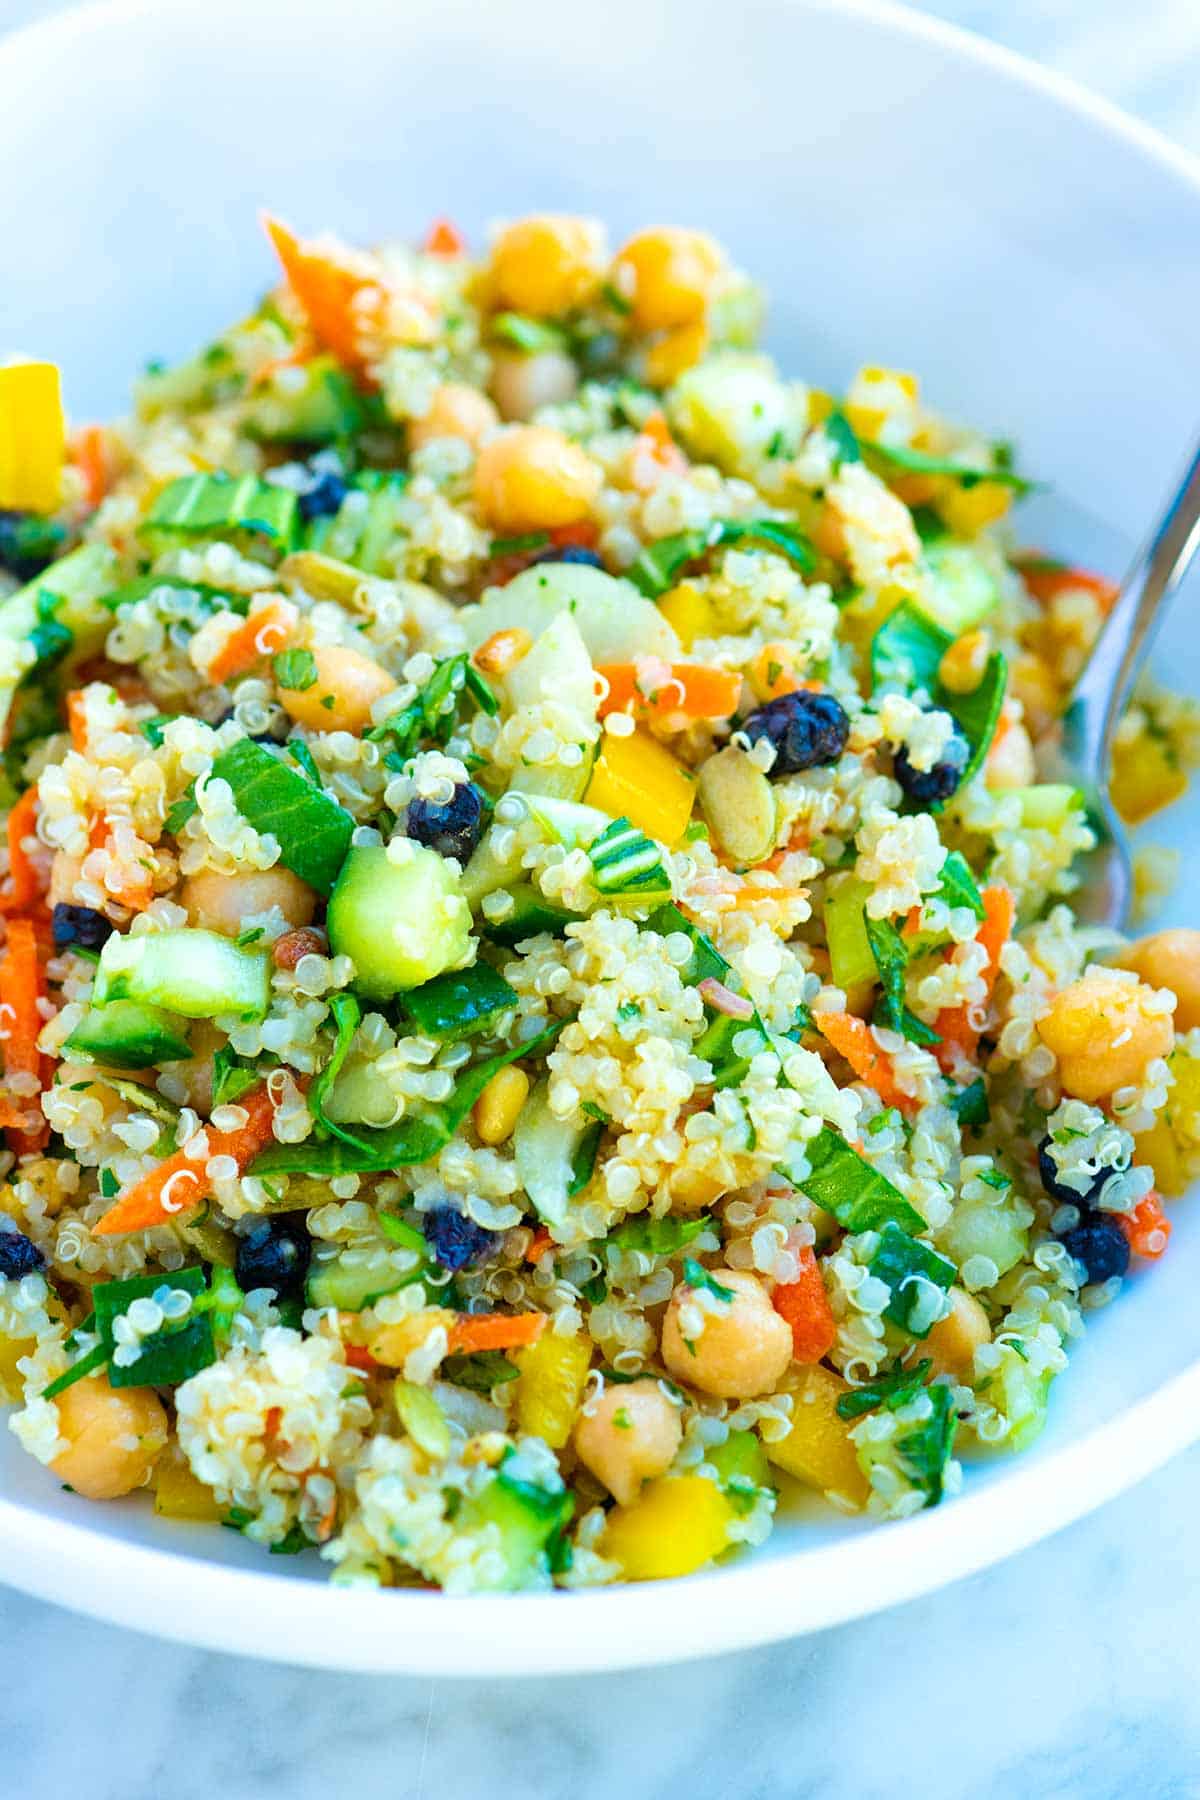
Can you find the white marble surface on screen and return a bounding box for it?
[3,3,1200,1796]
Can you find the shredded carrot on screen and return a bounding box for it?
[597,662,742,721]
[422,217,466,257]
[1015,558,1118,614]
[73,424,109,508]
[262,213,385,381]
[935,883,1015,1071]
[94,1082,282,1235]
[525,1226,555,1264]
[628,410,688,490]
[816,1011,912,1113]
[901,905,923,939]
[0,789,42,917]
[207,597,298,686]
[772,1244,836,1362]
[1121,1188,1172,1260]
[65,689,88,752]
[344,1344,380,1374]
[0,917,50,1154]
[447,1312,548,1354]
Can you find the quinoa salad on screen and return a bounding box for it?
[0,212,1197,1594]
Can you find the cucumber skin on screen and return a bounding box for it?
[327,844,472,999]
[95,928,271,1021]
[65,999,192,1069]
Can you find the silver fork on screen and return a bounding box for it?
[1050,443,1200,928]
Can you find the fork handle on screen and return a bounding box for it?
[1068,442,1200,777]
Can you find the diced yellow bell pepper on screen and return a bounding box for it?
[1136,1051,1200,1195]
[513,1330,593,1448]
[0,1334,33,1402]
[644,319,709,388]
[601,1474,734,1580]
[1110,732,1187,827]
[0,362,65,513]
[585,727,694,843]
[153,1451,223,1523]
[767,1365,869,1508]
[937,478,1013,537]
[807,388,836,426]
[657,580,717,651]
[1134,1116,1183,1196]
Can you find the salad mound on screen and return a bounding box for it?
[0,210,1196,1591]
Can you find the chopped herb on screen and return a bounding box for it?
[867,1222,956,1337]
[164,786,198,835]
[950,1078,989,1128]
[823,407,862,468]
[490,313,571,355]
[441,1350,520,1391]
[273,647,318,692]
[490,532,551,556]
[682,1258,734,1302]
[607,1214,712,1258]
[865,916,941,1047]
[863,439,1034,494]
[235,926,265,948]
[789,1127,927,1234]
[836,1358,933,1420]
[895,1381,957,1507]
[211,1044,261,1109]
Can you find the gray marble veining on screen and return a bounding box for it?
[2,4,1199,1797]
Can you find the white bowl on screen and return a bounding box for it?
[2,0,1199,1677]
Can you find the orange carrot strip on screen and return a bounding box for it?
[448,1312,548,1354]
[934,883,1014,1070]
[1015,558,1118,614]
[596,662,742,721]
[343,1344,380,1374]
[525,1226,555,1264]
[816,1011,912,1114]
[263,213,382,380]
[0,789,42,917]
[422,217,465,257]
[207,598,297,686]
[94,1082,281,1236]
[65,689,89,752]
[772,1245,836,1363]
[73,424,109,508]
[1121,1188,1172,1261]
[0,916,50,1154]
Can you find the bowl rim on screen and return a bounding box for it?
[2,0,1200,1677]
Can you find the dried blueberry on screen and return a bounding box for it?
[894,726,970,805]
[1058,1214,1130,1286]
[298,469,349,522]
[1037,1135,1111,1209]
[51,903,114,953]
[423,1205,498,1272]
[407,780,485,863]
[741,689,850,775]
[235,1215,311,1299]
[0,1226,46,1280]
[529,545,605,570]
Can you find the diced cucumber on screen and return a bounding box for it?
[139,473,300,555]
[327,843,471,999]
[707,1428,772,1503]
[0,543,119,734]
[461,564,679,664]
[824,876,878,994]
[504,609,598,729]
[937,1194,1028,1282]
[520,796,609,848]
[918,541,1000,635]
[303,472,407,573]
[1010,783,1084,829]
[94,929,271,1021]
[481,884,577,946]
[457,1446,572,1591]
[210,737,354,895]
[513,1078,587,1232]
[323,1059,401,1128]
[245,355,365,443]
[305,1242,425,1312]
[400,963,518,1040]
[667,352,792,471]
[64,999,192,1069]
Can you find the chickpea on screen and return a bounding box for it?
[612,227,724,332]
[50,1374,168,1500]
[489,214,606,317]
[923,1287,991,1381]
[1116,928,1200,1032]
[181,866,316,937]
[660,1268,792,1399]
[984,719,1037,791]
[408,382,498,453]
[277,644,397,734]
[473,425,601,534]
[489,349,579,422]
[573,1377,682,1507]
[1038,969,1175,1102]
